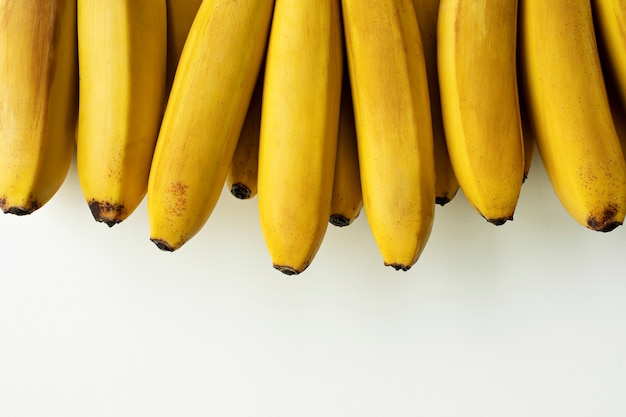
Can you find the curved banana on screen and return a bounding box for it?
[329,73,362,227]
[591,0,626,109]
[165,0,203,95]
[438,0,525,225]
[519,0,626,231]
[342,0,435,271]
[147,0,275,251]
[257,0,343,275]
[76,0,167,226]
[412,0,459,206]
[0,0,77,215]
[227,67,264,200]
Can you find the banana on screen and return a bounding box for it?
[341,0,435,271]
[329,71,362,227]
[438,0,525,225]
[519,88,535,182]
[257,0,343,275]
[519,0,626,232]
[0,0,77,215]
[165,0,204,95]
[76,0,167,226]
[591,0,626,109]
[411,0,459,206]
[147,0,275,251]
[226,66,264,200]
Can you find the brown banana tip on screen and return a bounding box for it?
[0,196,40,215]
[5,206,35,216]
[273,264,303,276]
[587,207,622,232]
[435,196,452,206]
[385,263,412,271]
[486,215,513,226]
[230,183,252,200]
[151,239,175,252]
[88,200,126,226]
[329,214,351,227]
[588,219,622,233]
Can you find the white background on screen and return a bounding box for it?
[1,150,625,417]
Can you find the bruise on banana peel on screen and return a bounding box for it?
[88,200,127,227]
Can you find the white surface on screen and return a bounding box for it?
[1,152,626,417]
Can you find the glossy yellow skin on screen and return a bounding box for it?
[76,0,167,226]
[438,0,525,224]
[412,0,459,206]
[257,0,343,275]
[148,0,275,251]
[0,0,77,215]
[329,74,363,227]
[519,0,626,231]
[342,0,435,271]
[227,68,264,200]
[165,0,203,95]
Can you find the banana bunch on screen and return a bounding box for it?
[3,0,626,274]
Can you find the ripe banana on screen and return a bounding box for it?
[519,0,626,232]
[591,0,626,109]
[76,0,167,226]
[257,0,343,275]
[227,67,264,200]
[165,0,204,95]
[329,72,362,227]
[341,0,435,271]
[438,0,525,225]
[0,0,78,215]
[147,0,275,251]
[519,88,535,182]
[411,0,459,206]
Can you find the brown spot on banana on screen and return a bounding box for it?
[88,200,127,227]
[587,205,622,232]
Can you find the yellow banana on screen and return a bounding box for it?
[0,0,77,215]
[438,0,525,225]
[165,0,204,95]
[329,72,362,227]
[591,0,626,109]
[411,0,459,206]
[342,0,435,271]
[519,0,626,232]
[147,0,275,251]
[519,88,535,182]
[257,0,343,275]
[76,0,167,226]
[226,66,264,200]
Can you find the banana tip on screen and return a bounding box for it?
[385,263,412,271]
[329,214,351,227]
[273,264,305,276]
[486,215,514,226]
[230,183,252,200]
[151,239,175,252]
